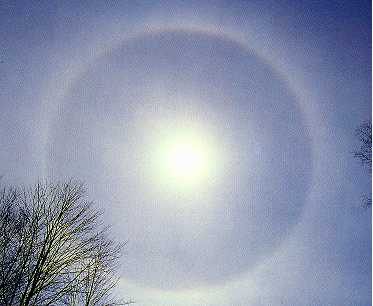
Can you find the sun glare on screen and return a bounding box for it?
[164,141,208,180]
[151,126,218,189]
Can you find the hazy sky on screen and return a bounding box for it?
[0,1,371,305]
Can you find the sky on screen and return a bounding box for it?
[0,1,371,305]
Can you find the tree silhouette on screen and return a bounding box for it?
[354,121,372,169]
[354,121,372,207]
[0,181,132,306]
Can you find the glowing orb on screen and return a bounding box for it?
[164,140,208,180]
[151,127,218,189]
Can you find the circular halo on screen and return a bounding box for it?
[46,28,313,289]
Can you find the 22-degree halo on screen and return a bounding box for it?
[48,29,313,289]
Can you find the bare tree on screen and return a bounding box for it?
[353,121,372,207]
[0,186,29,305]
[0,181,132,306]
[354,121,372,169]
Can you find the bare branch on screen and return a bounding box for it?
[0,181,130,306]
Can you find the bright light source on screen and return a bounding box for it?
[164,141,208,180]
[150,126,219,190]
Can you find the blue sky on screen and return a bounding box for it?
[0,1,371,305]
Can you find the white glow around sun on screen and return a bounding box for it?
[149,125,220,191]
[163,139,208,181]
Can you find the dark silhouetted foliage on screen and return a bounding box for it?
[0,181,132,306]
[354,121,372,207]
[354,121,372,169]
